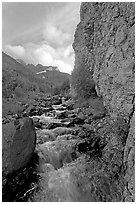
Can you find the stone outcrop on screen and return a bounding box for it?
[72,2,135,201]
[2,117,36,176]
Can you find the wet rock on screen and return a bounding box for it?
[51,96,62,105]
[33,115,61,128]
[55,110,68,119]
[32,117,42,129]
[2,117,36,176]
[67,113,77,118]
[26,106,42,116]
[42,107,53,114]
[45,122,63,129]
[63,99,74,110]
[61,119,75,127]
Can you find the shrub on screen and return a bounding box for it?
[52,79,70,96]
[71,55,96,99]
[14,87,25,98]
[59,79,70,95]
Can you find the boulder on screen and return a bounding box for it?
[2,117,36,176]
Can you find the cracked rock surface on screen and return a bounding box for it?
[72,2,135,201]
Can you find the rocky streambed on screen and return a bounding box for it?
[2,95,129,202]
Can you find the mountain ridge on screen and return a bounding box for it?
[2,52,70,116]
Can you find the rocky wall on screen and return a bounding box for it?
[72,2,135,201]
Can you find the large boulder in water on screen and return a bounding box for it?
[2,117,36,176]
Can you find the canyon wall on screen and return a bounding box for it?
[72,2,135,201]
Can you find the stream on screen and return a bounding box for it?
[2,96,108,202]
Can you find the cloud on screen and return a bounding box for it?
[4,42,74,74]
[43,23,71,47]
[53,60,73,73]
[63,45,74,57]
[4,44,25,58]
[3,3,80,74]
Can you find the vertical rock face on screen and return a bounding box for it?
[2,118,36,176]
[123,112,135,201]
[72,2,135,201]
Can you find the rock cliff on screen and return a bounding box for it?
[72,2,135,201]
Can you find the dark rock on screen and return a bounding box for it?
[27,107,37,116]
[43,107,53,114]
[84,118,92,124]
[55,110,68,119]
[45,122,63,129]
[63,99,74,110]
[76,136,105,157]
[27,106,47,117]
[51,97,62,105]
[73,117,85,125]
[32,117,42,129]
[68,113,77,118]
[61,119,75,127]
[2,153,39,202]
[2,117,36,176]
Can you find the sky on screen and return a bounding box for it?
[2,2,80,74]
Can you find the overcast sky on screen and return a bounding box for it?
[2,2,80,73]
